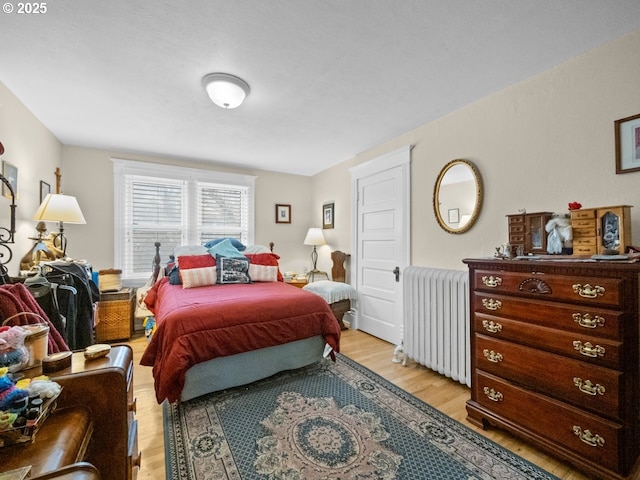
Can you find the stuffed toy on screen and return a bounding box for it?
[0,326,28,372]
[26,376,62,399]
[545,215,573,254]
[0,367,30,414]
[143,316,156,342]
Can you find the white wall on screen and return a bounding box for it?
[0,81,62,275]
[62,146,315,275]
[312,28,640,272]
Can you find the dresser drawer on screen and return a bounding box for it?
[473,292,623,339]
[571,209,596,220]
[474,270,623,307]
[573,245,598,255]
[475,335,621,417]
[572,220,596,230]
[509,224,525,234]
[572,236,596,246]
[474,313,622,369]
[474,371,621,472]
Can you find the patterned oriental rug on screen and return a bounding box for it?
[163,354,558,480]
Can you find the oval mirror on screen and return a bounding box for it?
[433,159,483,234]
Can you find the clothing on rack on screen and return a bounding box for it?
[44,261,99,350]
[26,272,78,349]
[0,282,69,353]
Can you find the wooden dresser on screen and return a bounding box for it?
[52,345,140,480]
[464,258,640,480]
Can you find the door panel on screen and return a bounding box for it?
[351,146,410,344]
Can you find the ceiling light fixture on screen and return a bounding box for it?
[202,73,250,109]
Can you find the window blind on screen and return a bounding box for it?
[113,159,255,281]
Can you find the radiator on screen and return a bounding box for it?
[401,266,471,387]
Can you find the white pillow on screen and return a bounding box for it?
[243,244,272,254]
[174,245,208,258]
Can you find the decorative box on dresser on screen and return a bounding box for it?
[51,345,140,480]
[463,258,640,480]
[506,212,553,255]
[571,205,632,255]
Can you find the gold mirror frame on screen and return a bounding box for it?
[433,159,483,234]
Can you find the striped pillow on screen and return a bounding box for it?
[181,266,217,289]
[179,254,217,288]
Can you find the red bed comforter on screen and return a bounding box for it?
[140,278,341,403]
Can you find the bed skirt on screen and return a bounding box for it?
[180,336,326,401]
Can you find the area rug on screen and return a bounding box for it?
[163,354,558,480]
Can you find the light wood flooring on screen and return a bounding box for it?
[131,329,595,480]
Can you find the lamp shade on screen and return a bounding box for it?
[202,73,250,109]
[303,228,326,246]
[33,193,86,224]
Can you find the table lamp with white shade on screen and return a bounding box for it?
[32,193,86,257]
[303,227,328,282]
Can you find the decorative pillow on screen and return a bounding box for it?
[174,245,208,258]
[204,238,246,251]
[168,265,182,285]
[181,266,218,289]
[216,255,251,284]
[208,238,247,259]
[246,253,282,282]
[243,244,273,254]
[178,254,217,287]
[178,254,216,269]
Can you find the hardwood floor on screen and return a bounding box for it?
[130,329,594,480]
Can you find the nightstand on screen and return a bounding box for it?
[95,288,133,342]
[286,278,308,288]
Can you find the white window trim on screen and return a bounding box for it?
[111,158,256,282]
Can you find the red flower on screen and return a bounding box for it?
[568,201,582,211]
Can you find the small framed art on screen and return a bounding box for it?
[275,204,291,224]
[2,161,17,199]
[323,202,334,229]
[40,181,50,203]
[615,113,640,174]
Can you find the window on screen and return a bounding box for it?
[112,159,255,281]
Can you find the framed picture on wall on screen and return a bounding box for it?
[2,161,17,199]
[448,208,460,224]
[275,204,291,224]
[615,113,640,174]
[40,180,51,204]
[323,202,334,229]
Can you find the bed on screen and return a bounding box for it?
[139,241,341,403]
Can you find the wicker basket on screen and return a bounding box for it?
[95,288,133,342]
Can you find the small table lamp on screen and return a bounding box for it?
[303,227,328,282]
[32,193,86,257]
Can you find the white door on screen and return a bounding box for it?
[350,146,410,345]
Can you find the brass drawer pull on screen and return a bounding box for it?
[572,283,605,299]
[482,320,503,334]
[481,298,502,311]
[572,313,605,329]
[483,386,503,402]
[573,426,605,447]
[481,276,502,288]
[482,349,503,363]
[129,397,137,413]
[572,340,605,358]
[573,377,606,396]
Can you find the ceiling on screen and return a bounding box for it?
[2,1,640,176]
